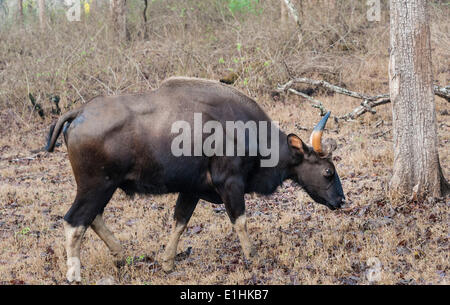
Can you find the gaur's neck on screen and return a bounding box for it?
[248,135,295,195]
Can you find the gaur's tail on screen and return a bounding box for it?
[45,108,82,152]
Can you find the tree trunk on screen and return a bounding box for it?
[111,0,127,41]
[389,0,448,199]
[143,0,149,39]
[280,0,288,30]
[17,0,24,25]
[38,0,45,30]
[16,0,24,27]
[280,0,301,30]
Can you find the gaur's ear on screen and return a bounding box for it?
[287,134,308,158]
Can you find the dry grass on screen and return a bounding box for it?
[0,0,448,285]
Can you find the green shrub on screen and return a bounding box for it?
[227,0,260,15]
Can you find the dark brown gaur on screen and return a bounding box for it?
[45,77,345,282]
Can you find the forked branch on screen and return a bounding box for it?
[277,78,449,120]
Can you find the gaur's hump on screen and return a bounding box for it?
[160,77,238,95]
[159,77,264,113]
[160,77,221,88]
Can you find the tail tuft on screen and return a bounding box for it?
[45,123,56,152]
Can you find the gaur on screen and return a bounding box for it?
[45,77,345,282]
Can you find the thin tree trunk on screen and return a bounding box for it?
[280,0,301,30]
[143,0,149,39]
[17,0,24,25]
[38,0,45,30]
[389,0,448,199]
[280,0,288,30]
[111,0,127,41]
[91,0,98,11]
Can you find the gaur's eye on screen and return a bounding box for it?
[323,168,334,177]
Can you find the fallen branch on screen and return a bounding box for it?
[277,77,450,120]
[278,77,392,100]
[7,153,41,163]
[434,85,450,102]
[286,88,327,116]
[339,98,391,120]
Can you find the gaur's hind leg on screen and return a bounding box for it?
[64,185,117,283]
[91,214,123,257]
[64,222,86,283]
[216,177,256,260]
[162,193,199,272]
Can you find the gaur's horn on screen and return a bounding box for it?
[310,111,331,153]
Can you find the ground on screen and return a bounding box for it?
[0,92,448,285]
[0,0,448,285]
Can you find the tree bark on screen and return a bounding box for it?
[389,0,448,199]
[143,0,149,39]
[280,0,301,30]
[17,0,24,25]
[111,0,127,41]
[38,0,45,30]
[280,0,288,30]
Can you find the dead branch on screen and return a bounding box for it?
[339,98,391,120]
[8,153,40,163]
[434,85,450,102]
[277,77,450,120]
[286,88,327,116]
[277,77,388,101]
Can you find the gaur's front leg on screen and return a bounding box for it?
[162,193,199,272]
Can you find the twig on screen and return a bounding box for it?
[8,153,40,163]
[278,77,383,101]
[70,83,87,104]
[287,88,327,116]
[277,77,450,120]
[88,75,114,95]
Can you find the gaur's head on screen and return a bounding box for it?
[287,112,345,210]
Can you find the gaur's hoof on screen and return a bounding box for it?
[66,270,81,283]
[114,259,126,268]
[244,245,257,259]
[66,257,81,283]
[162,260,175,273]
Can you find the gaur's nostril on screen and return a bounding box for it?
[334,197,344,208]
